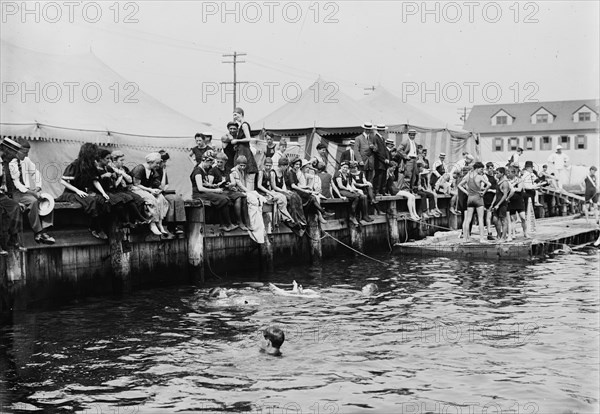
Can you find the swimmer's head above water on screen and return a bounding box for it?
[362,283,379,296]
[208,287,228,299]
[262,326,285,356]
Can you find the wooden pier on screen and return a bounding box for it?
[0,192,592,312]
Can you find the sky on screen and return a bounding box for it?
[2,0,599,132]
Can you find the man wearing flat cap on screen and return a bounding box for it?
[430,153,448,189]
[3,138,56,244]
[340,139,357,164]
[398,128,420,190]
[353,122,376,183]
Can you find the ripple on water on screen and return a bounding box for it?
[1,253,598,413]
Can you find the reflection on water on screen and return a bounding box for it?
[1,250,599,413]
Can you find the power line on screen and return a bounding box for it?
[221,52,247,112]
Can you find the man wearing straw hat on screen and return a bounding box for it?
[353,122,376,183]
[3,138,56,244]
[373,124,391,196]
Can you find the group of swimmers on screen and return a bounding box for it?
[206,281,380,356]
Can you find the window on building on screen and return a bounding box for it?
[575,135,587,150]
[525,136,534,151]
[493,137,503,152]
[288,136,299,143]
[536,114,548,123]
[508,137,519,151]
[559,135,570,150]
[540,136,551,151]
[578,112,591,122]
[496,115,507,125]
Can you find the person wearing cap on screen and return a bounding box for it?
[414,161,443,219]
[546,145,569,189]
[191,153,237,232]
[430,153,448,189]
[340,139,357,164]
[156,150,186,235]
[4,138,56,244]
[334,161,373,225]
[398,128,420,190]
[373,124,391,196]
[190,132,214,166]
[353,122,376,183]
[0,139,24,251]
[221,122,239,174]
[349,161,379,212]
[130,153,171,236]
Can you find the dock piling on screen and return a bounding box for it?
[307,213,322,265]
[186,206,205,282]
[386,200,400,245]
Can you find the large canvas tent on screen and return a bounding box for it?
[254,79,478,170]
[1,41,219,198]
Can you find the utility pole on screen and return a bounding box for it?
[221,51,247,111]
[364,85,376,95]
[457,106,471,127]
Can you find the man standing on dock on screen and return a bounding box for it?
[547,145,569,189]
[354,122,376,183]
[399,128,419,190]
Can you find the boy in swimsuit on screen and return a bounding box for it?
[458,162,490,243]
[260,326,285,356]
[490,167,513,241]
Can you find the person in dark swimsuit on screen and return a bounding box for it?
[458,161,489,243]
[232,107,259,190]
[490,167,513,241]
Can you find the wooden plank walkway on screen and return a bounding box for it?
[396,216,599,260]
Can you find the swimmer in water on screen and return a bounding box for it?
[268,280,319,297]
[260,326,285,356]
[206,287,257,305]
[361,283,379,296]
[208,287,228,299]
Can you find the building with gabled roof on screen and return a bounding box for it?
[464,99,599,169]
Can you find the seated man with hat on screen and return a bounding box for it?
[0,138,24,251]
[4,138,56,244]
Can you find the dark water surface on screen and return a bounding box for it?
[1,250,599,413]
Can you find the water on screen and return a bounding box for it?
[1,250,599,414]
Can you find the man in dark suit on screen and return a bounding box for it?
[340,139,357,163]
[353,122,376,183]
[398,128,419,190]
[373,124,391,196]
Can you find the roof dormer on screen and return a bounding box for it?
[490,109,514,126]
[572,104,598,122]
[531,107,555,124]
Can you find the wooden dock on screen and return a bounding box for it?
[395,216,599,260]
[0,191,591,312]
